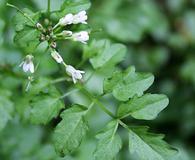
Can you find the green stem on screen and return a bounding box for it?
[47,0,51,18]
[94,99,116,118]
[118,119,130,131]
[51,77,70,84]
[52,77,115,118]
[54,26,62,33]
[86,101,95,112]
[6,3,36,25]
[79,85,116,118]
[60,89,80,99]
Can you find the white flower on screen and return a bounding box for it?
[66,65,85,83]
[51,51,64,64]
[59,13,74,26]
[73,11,88,24]
[72,31,89,44]
[19,55,34,73]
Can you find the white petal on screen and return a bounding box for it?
[29,62,35,73]
[81,21,87,24]
[59,13,74,26]
[79,11,86,16]
[22,62,30,72]
[78,70,85,74]
[72,76,77,84]
[66,65,76,75]
[74,72,82,79]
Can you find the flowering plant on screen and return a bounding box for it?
[0,0,179,159]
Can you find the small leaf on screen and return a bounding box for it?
[53,0,91,19]
[30,93,64,125]
[128,126,178,160]
[14,26,40,53]
[13,9,41,53]
[83,39,107,60]
[61,0,91,13]
[94,120,122,160]
[28,77,51,95]
[53,104,88,156]
[117,94,169,120]
[89,39,127,69]
[0,94,14,131]
[13,8,40,31]
[104,66,154,101]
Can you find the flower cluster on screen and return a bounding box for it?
[20,10,89,84]
[54,11,89,44]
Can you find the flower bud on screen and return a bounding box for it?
[51,51,64,64]
[62,30,73,36]
[36,23,44,31]
[50,42,57,49]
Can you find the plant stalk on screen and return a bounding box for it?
[47,0,51,19]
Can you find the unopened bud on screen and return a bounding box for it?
[50,42,57,48]
[45,35,50,41]
[36,23,44,31]
[44,18,50,26]
[62,30,73,36]
[40,34,46,41]
[48,26,53,33]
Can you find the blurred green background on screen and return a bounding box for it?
[1,0,195,159]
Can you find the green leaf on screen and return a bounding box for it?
[94,120,122,160]
[83,39,107,60]
[15,95,31,122]
[104,66,154,101]
[94,0,168,42]
[0,121,43,158]
[0,94,14,131]
[117,94,169,120]
[53,0,91,19]
[128,126,178,160]
[53,104,88,156]
[61,0,91,12]
[28,77,51,95]
[33,145,59,160]
[13,8,40,31]
[14,26,40,53]
[13,9,41,53]
[30,93,64,125]
[89,39,127,69]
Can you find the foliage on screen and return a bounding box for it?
[1,0,195,160]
